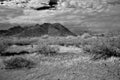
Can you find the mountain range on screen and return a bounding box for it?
[0,23,76,37]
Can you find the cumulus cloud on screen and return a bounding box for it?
[1,0,119,24]
[0,0,107,9]
[0,0,49,8]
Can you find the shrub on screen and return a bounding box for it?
[0,42,8,53]
[0,38,13,54]
[38,45,59,56]
[3,57,36,69]
[13,38,37,46]
[83,38,120,60]
[107,0,120,5]
[108,37,120,49]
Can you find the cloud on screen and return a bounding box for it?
[0,0,114,24]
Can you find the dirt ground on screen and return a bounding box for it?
[0,51,120,80]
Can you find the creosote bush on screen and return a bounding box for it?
[0,42,8,53]
[13,38,37,46]
[3,57,36,69]
[0,39,13,54]
[83,37,120,60]
[38,45,59,56]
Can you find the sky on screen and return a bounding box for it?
[0,0,120,32]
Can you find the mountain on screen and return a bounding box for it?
[5,26,25,36]
[0,23,76,37]
[0,25,25,36]
[17,23,76,37]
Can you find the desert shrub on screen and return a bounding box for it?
[83,38,120,60]
[37,36,83,47]
[0,37,37,54]
[3,57,36,69]
[0,42,8,53]
[0,38,13,53]
[107,0,120,5]
[37,45,59,56]
[108,37,120,49]
[13,38,38,46]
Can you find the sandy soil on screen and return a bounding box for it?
[0,52,120,80]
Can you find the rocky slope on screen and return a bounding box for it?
[0,23,76,37]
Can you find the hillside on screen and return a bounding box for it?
[0,23,76,37]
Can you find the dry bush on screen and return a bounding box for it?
[3,57,36,69]
[41,36,83,47]
[37,45,59,56]
[0,37,38,55]
[107,0,120,5]
[0,38,13,54]
[13,38,38,46]
[83,37,120,60]
[0,42,8,53]
[108,37,120,49]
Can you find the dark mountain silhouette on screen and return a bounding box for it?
[0,23,76,37]
[18,23,76,37]
[0,26,25,36]
[5,26,25,36]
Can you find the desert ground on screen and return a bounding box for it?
[0,0,120,80]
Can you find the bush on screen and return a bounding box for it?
[107,0,120,5]
[0,39,13,53]
[0,42,8,53]
[38,45,59,56]
[3,57,36,69]
[83,38,120,60]
[13,38,38,46]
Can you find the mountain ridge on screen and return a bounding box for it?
[0,23,76,37]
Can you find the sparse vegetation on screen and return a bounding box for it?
[13,38,38,46]
[83,37,120,60]
[37,36,83,47]
[0,37,38,55]
[1,31,120,60]
[3,57,36,69]
[107,0,120,5]
[0,41,8,53]
[0,38,13,53]
[0,37,38,46]
[37,45,59,56]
